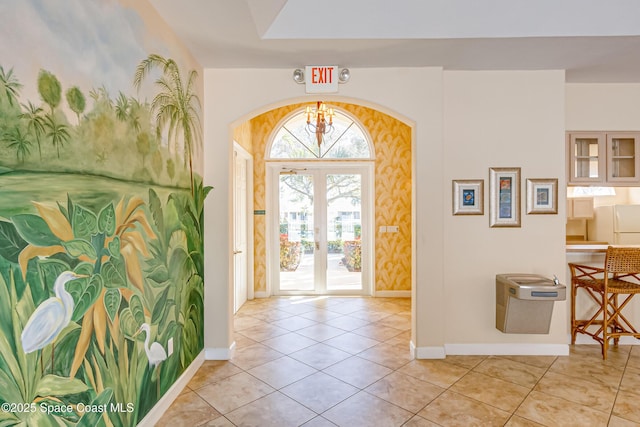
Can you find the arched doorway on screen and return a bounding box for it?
[265,104,374,295]
[231,100,412,303]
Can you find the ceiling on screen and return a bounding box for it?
[148,0,640,83]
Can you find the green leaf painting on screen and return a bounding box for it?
[11,214,60,247]
[76,388,114,426]
[104,288,121,322]
[98,202,116,235]
[70,274,104,322]
[0,220,28,263]
[108,236,121,259]
[119,308,140,337]
[102,256,127,288]
[72,205,98,241]
[36,374,90,396]
[129,294,146,326]
[62,238,97,259]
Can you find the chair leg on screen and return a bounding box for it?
[571,282,577,345]
[603,294,609,360]
[613,294,620,346]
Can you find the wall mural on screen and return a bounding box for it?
[0,1,206,425]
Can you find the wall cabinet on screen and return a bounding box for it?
[567,132,640,185]
[566,197,594,241]
[567,197,594,219]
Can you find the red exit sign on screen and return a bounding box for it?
[305,66,338,93]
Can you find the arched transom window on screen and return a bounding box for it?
[269,106,372,159]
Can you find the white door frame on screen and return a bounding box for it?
[266,161,374,296]
[232,142,254,311]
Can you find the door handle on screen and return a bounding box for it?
[233,250,243,255]
[315,241,320,250]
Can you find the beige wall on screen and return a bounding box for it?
[442,71,567,349]
[566,84,640,131]
[242,102,412,294]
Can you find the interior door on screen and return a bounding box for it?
[275,165,370,295]
[233,146,249,312]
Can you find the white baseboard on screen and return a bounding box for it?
[136,350,205,427]
[414,345,446,359]
[374,290,411,298]
[204,341,236,360]
[413,343,570,359]
[444,343,569,356]
[254,291,269,298]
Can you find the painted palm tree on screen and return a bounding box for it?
[0,65,22,107]
[4,127,31,164]
[19,101,46,160]
[65,86,86,123]
[128,97,144,133]
[115,93,144,133]
[115,91,130,122]
[44,114,70,159]
[89,85,112,109]
[133,54,202,194]
[37,69,61,115]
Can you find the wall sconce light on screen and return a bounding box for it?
[293,68,305,84]
[338,68,350,83]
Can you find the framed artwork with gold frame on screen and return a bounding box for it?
[452,179,484,215]
[526,178,558,214]
[489,167,521,227]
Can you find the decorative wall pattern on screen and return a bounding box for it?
[0,1,205,425]
[233,120,253,155]
[251,105,300,293]
[244,102,411,293]
[348,105,412,291]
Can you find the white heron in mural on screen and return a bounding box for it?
[134,323,167,368]
[21,271,85,369]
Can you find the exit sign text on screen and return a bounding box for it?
[305,66,338,93]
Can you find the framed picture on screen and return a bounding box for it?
[489,167,521,227]
[452,179,484,215]
[526,178,558,214]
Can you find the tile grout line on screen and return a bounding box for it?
[502,355,558,427]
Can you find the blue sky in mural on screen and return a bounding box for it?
[0,0,160,103]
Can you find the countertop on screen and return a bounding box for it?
[566,241,608,253]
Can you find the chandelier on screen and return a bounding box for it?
[306,101,334,147]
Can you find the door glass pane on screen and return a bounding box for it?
[326,174,362,291]
[269,108,371,159]
[279,173,314,291]
[610,137,636,178]
[574,138,599,178]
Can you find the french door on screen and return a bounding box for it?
[269,163,372,295]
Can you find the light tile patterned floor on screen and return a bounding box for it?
[157,297,640,427]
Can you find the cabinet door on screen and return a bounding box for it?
[567,132,605,184]
[606,132,640,183]
[568,197,594,219]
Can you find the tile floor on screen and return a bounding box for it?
[157,296,640,427]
